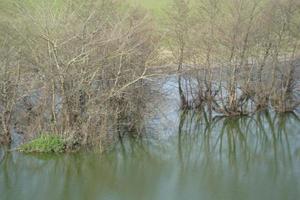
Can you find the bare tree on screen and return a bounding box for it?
[0,0,159,148]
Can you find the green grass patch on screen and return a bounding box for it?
[129,0,171,15]
[19,135,65,153]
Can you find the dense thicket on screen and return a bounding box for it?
[1,0,299,149]
[0,0,158,147]
[168,0,300,115]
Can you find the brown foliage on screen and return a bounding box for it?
[0,0,159,148]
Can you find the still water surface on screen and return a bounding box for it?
[1,78,300,200]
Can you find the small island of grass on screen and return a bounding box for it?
[19,135,66,154]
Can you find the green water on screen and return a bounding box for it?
[1,110,300,200]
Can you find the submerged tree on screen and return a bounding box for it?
[0,0,159,148]
[167,0,193,109]
[167,0,300,115]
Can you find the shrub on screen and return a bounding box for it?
[19,135,65,153]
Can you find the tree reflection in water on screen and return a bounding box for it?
[0,111,300,200]
[177,110,300,175]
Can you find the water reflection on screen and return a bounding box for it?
[0,111,300,200]
[177,111,300,174]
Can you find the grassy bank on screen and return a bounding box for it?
[129,0,171,16]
